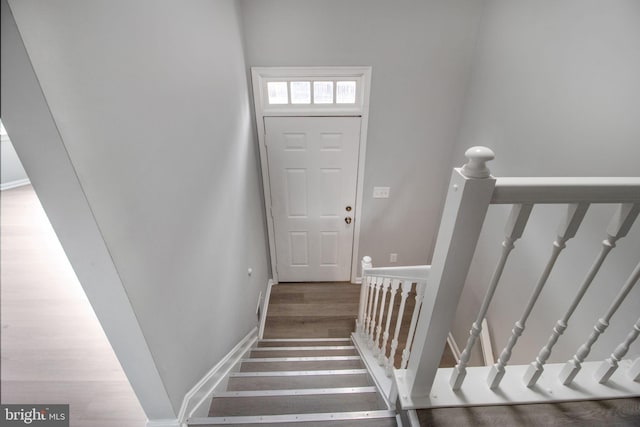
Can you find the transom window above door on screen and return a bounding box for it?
[266,80,357,105]
[253,67,370,115]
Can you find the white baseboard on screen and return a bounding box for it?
[259,279,274,339]
[176,327,258,425]
[1,178,30,191]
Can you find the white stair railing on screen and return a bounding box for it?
[357,265,430,369]
[596,317,640,384]
[524,203,640,387]
[354,146,640,410]
[559,259,640,385]
[450,203,532,390]
[487,202,589,389]
[387,279,411,375]
[353,262,430,399]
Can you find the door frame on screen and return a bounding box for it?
[251,66,372,284]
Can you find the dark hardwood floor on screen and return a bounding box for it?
[417,397,640,427]
[263,282,361,339]
[263,282,456,368]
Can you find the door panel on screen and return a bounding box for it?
[265,116,360,282]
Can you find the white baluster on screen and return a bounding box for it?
[358,256,373,333]
[374,278,391,355]
[524,203,640,387]
[450,203,532,390]
[365,275,375,338]
[401,281,427,369]
[629,358,640,382]
[369,277,383,348]
[387,279,412,375]
[560,260,640,385]
[358,275,371,334]
[379,279,401,365]
[488,203,589,389]
[595,318,640,384]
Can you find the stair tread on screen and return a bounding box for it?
[252,346,355,351]
[215,386,377,397]
[243,356,360,362]
[239,359,364,372]
[250,349,358,358]
[190,418,397,426]
[227,373,372,391]
[230,369,368,377]
[258,339,351,348]
[209,392,388,416]
[190,410,397,426]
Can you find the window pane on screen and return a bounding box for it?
[313,81,334,104]
[290,81,311,104]
[267,82,288,104]
[336,81,357,104]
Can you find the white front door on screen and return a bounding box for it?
[265,116,361,282]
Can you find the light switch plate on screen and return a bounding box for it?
[373,187,390,198]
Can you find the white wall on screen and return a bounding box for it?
[1,119,30,189]
[3,0,269,417]
[451,0,640,365]
[240,0,484,268]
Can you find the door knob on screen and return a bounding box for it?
[345,217,352,224]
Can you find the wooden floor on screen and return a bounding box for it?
[264,282,457,368]
[0,185,147,427]
[417,397,640,426]
[263,282,361,339]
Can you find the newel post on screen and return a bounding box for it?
[394,147,496,408]
[357,256,373,333]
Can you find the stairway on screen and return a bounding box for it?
[190,338,398,426]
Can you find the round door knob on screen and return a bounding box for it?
[345,217,352,224]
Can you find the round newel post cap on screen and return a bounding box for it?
[462,146,495,178]
[361,256,373,270]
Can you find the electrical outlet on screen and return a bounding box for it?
[390,253,398,263]
[373,187,390,198]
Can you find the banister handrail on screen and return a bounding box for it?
[492,177,640,204]
[363,265,430,281]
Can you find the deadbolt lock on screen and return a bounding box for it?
[346,206,352,212]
